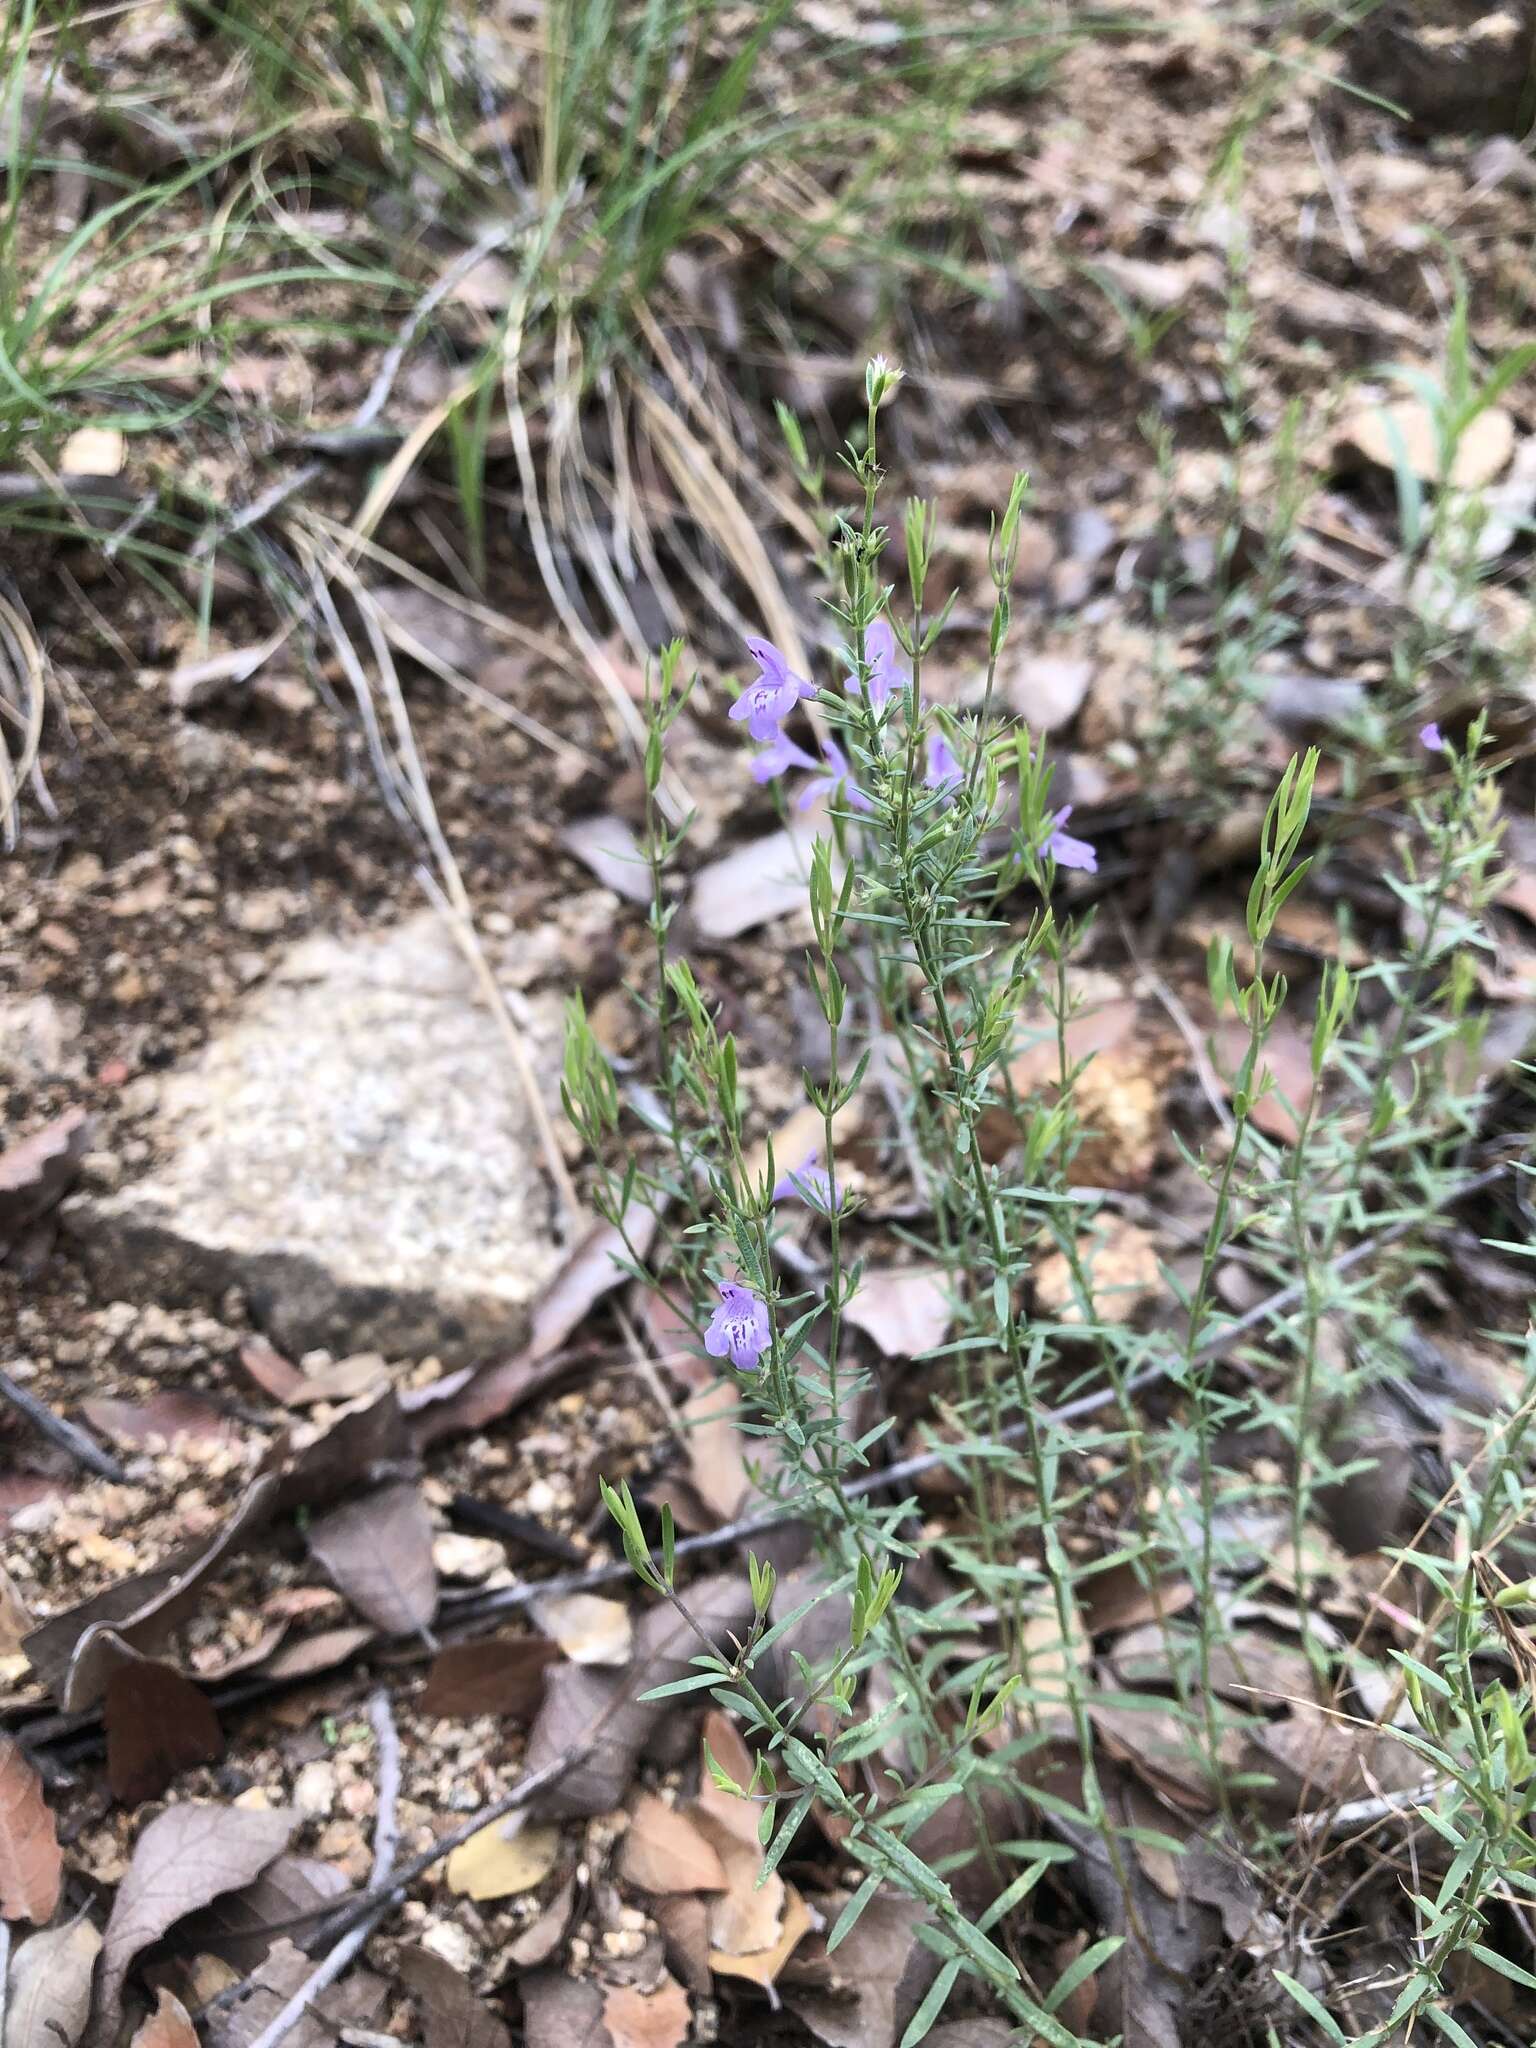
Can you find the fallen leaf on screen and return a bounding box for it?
[692,1713,804,1972]
[602,1976,690,2048]
[82,1392,235,1449]
[413,1206,660,1448]
[1006,653,1093,733]
[0,1731,62,1922]
[1339,394,1514,490]
[562,815,652,906]
[400,1946,512,2048]
[179,1853,350,1971]
[205,1937,387,2048]
[652,1893,712,1995]
[445,1817,562,1900]
[534,1593,632,1667]
[105,1657,225,1802]
[238,1337,306,1403]
[708,1883,813,1988]
[1213,1015,1315,1143]
[781,1889,940,2048]
[619,1793,728,1895]
[259,1623,377,1683]
[506,1872,578,1969]
[308,1479,437,1636]
[0,1107,90,1243]
[679,1381,751,1521]
[282,1352,390,1407]
[4,1913,101,2048]
[518,1971,610,2048]
[60,425,126,476]
[420,1635,559,1719]
[844,1267,953,1357]
[522,1574,752,1819]
[128,1988,199,2048]
[691,816,824,940]
[1246,1701,1425,1814]
[25,1472,281,1711]
[98,1803,297,2033]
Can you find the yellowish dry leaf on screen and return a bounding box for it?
[445,1818,561,1901]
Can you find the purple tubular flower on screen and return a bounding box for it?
[796,737,873,814]
[772,1149,842,1213]
[925,733,962,793]
[1420,721,1445,752]
[704,1281,771,1372]
[752,730,820,785]
[845,616,902,709]
[734,635,815,741]
[1042,805,1097,873]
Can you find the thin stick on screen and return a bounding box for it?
[240,1689,401,2048]
[0,1369,125,1483]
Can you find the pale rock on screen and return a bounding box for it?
[294,1760,337,1819]
[66,914,565,1358]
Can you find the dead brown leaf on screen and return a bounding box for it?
[259,1622,377,1683]
[308,1479,437,1636]
[651,1894,712,1995]
[844,1267,953,1357]
[97,1802,298,2032]
[400,1947,512,2048]
[562,815,652,905]
[1214,1015,1315,1142]
[128,1989,199,2048]
[679,1381,751,1520]
[781,1889,940,2048]
[105,1657,224,1802]
[420,1634,559,1719]
[506,1872,578,1969]
[82,1392,236,1449]
[179,1852,350,1971]
[0,1731,62,1922]
[602,1976,690,2048]
[691,815,825,941]
[205,1937,387,2048]
[25,1471,281,1711]
[4,1913,102,2048]
[522,1573,752,1819]
[519,1971,611,2048]
[0,1107,89,1244]
[619,1793,728,1895]
[237,1337,306,1403]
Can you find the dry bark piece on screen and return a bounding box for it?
[602,1976,690,2048]
[105,1656,224,1802]
[4,1913,102,2048]
[97,1802,298,2033]
[0,1107,91,1242]
[308,1479,438,1636]
[419,1635,559,1719]
[399,1945,513,2048]
[0,1731,63,1922]
[844,1267,953,1358]
[618,1793,728,1895]
[127,1989,199,2048]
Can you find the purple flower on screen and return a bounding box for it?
[751,729,819,785]
[1042,805,1097,873]
[796,737,873,814]
[1420,721,1445,752]
[925,732,962,793]
[772,1149,843,1214]
[704,1281,771,1372]
[845,617,902,709]
[733,636,813,741]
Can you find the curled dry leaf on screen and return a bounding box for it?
[601,1975,691,2048]
[4,1912,102,2048]
[97,1801,297,2033]
[105,1656,224,1803]
[308,1479,438,1637]
[128,1989,199,2048]
[419,1634,559,1720]
[445,1817,562,1901]
[843,1267,953,1358]
[534,1593,632,1667]
[399,1945,512,2048]
[618,1793,728,1895]
[0,1731,62,1922]
[506,1872,578,1970]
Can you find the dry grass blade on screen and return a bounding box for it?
[0,593,48,850]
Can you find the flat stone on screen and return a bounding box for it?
[66,915,564,1359]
